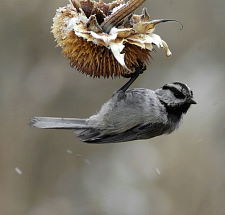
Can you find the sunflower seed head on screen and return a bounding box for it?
[51,0,174,78]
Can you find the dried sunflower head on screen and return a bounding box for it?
[52,0,173,78]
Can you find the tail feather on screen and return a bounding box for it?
[30,117,89,129]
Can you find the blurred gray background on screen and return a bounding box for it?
[1,0,225,214]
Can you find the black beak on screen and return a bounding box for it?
[189,98,197,104]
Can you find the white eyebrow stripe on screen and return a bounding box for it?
[173,83,191,94]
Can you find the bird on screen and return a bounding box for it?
[30,81,196,143]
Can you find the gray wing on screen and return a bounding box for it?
[78,122,170,143]
[87,88,167,134]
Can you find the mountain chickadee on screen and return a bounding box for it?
[30,82,196,143]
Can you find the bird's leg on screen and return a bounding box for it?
[117,72,139,93]
[118,61,146,93]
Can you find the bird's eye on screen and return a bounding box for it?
[173,91,185,99]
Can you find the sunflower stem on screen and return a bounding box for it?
[101,0,146,33]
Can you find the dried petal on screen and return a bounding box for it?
[91,7,106,24]
[131,14,142,24]
[133,22,155,34]
[111,27,134,38]
[80,0,94,18]
[86,15,102,32]
[141,8,150,21]
[121,14,133,28]
[161,40,172,56]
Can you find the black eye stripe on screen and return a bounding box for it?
[162,85,186,99]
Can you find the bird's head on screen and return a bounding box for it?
[155,82,197,116]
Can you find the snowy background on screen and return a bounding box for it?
[1,0,225,214]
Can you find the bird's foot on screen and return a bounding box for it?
[122,60,147,78]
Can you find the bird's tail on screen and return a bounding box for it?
[30,117,90,129]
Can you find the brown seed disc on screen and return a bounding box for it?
[61,32,151,78]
